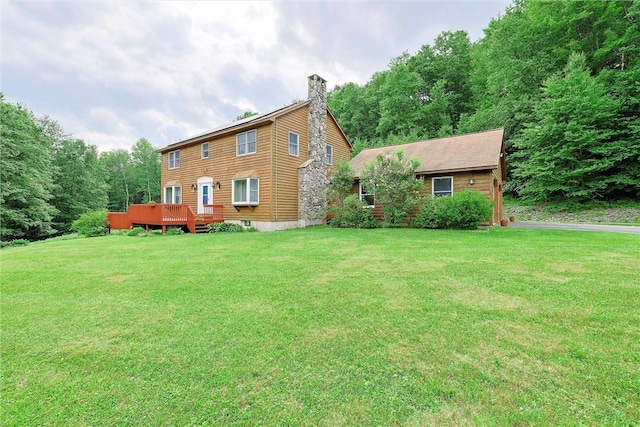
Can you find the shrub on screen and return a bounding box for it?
[331,194,380,229]
[414,190,493,230]
[208,222,245,233]
[71,210,109,237]
[412,197,439,229]
[165,227,184,235]
[127,227,147,237]
[10,239,29,247]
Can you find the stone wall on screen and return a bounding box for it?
[298,74,328,225]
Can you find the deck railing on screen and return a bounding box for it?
[108,203,224,233]
[200,204,224,222]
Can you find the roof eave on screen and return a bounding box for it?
[157,118,275,153]
[157,101,310,153]
[354,165,498,179]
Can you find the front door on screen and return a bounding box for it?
[197,177,214,214]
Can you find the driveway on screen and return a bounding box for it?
[508,221,640,234]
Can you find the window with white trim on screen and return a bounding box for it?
[236,130,257,156]
[288,132,299,156]
[164,186,182,204]
[168,150,180,169]
[201,142,209,159]
[325,144,333,165]
[232,178,259,205]
[359,182,374,207]
[432,177,453,197]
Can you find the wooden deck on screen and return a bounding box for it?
[107,204,223,233]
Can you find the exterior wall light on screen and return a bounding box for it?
[469,176,475,185]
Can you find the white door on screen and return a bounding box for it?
[197,177,214,214]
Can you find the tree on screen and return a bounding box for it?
[235,110,258,121]
[513,53,625,203]
[0,95,57,240]
[50,138,108,233]
[327,160,356,222]
[100,149,133,211]
[360,150,423,227]
[130,138,160,204]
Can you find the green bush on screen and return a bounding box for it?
[165,227,184,235]
[127,227,147,237]
[10,239,29,247]
[414,190,493,230]
[71,210,109,237]
[208,222,245,233]
[331,194,380,229]
[412,197,439,229]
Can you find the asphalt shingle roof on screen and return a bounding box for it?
[350,129,505,178]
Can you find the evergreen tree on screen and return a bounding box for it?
[513,54,624,203]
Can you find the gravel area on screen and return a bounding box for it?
[504,205,640,224]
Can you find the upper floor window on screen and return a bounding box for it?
[232,178,259,205]
[359,182,374,208]
[237,130,257,156]
[288,132,299,156]
[168,150,180,169]
[201,142,209,159]
[432,177,453,197]
[325,144,333,165]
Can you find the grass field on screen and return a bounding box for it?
[2,227,639,425]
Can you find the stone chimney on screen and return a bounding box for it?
[298,74,328,227]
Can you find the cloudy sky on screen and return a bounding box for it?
[2,1,511,152]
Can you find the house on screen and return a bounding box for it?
[107,74,353,233]
[349,129,506,224]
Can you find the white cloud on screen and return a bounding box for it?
[2,0,511,152]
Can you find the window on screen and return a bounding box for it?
[359,182,374,207]
[236,130,257,156]
[325,144,333,165]
[288,132,299,156]
[232,178,259,205]
[164,186,182,204]
[432,177,453,197]
[201,142,209,159]
[168,150,180,169]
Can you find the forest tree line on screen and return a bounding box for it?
[328,0,640,204]
[1,94,160,241]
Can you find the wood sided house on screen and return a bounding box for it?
[107,74,506,232]
[108,74,353,232]
[349,129,507,224]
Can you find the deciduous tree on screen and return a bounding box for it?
[0,95,57,240]
[360,150,422,227]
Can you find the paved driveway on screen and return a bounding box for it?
[508,221,640,234]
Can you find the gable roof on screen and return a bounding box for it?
[158,102,353,153]
[350,129,505,179]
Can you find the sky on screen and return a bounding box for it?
[2,0,511,152]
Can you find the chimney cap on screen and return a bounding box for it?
[308,74,327,84]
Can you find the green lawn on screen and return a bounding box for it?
[2,227,639,425]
